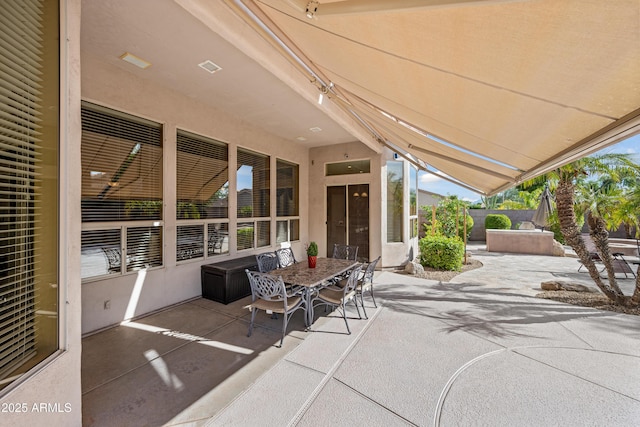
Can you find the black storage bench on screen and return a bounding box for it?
[201,255,258,304]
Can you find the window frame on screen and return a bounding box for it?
[410,165,418,239]
[276,158,300,244]
[236,147,271,251]
[386,160,404,243]
[0,0,61,393]
[80,103,165,281]
[175,129,229,262]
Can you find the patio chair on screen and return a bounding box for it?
[101,247,121,273]
[577,234,605,273]
[258,251,302,298]
[276,247,296,268]
[332,244,359,260]
[310,265,362,334]
[256,252,278,273]
[330,244,359,282]
[245,270,307,348]
[611,254,636,279]
[578,233,636,278]
[208,230,224,254]
[357,256,381,319]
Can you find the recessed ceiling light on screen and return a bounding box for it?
[309,127,322,132]
[296,136,307,141]
[198,60,222,74]
[119,52,151,69]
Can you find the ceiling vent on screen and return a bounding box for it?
[198,60,222,74]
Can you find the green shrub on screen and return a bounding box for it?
[485,214,511,230]
[418,235,465,271]
[422,196,474,240]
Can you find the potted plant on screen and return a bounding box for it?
[306,241,318,268]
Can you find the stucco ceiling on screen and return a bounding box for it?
[80,0,358,147]
[82,0,640,196]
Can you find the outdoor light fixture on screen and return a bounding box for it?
[120,52,151,69]
[306,1,319,18]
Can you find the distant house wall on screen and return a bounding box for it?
[417,190,443,238]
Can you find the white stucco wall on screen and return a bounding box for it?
[0,1,83,425]
[80,55,310,334]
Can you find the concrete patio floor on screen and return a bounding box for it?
[82,244,640,426]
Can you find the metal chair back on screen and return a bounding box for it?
[256,252,278,273]
[332,244,359,261]
[276,247,297,267]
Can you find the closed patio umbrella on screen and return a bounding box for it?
[532,187,553,231]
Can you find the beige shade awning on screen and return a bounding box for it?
[211,0,640,195]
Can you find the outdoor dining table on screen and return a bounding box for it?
[272,257,358,327]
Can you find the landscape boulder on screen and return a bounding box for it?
[405,260,425,275]
[540,280,597,293]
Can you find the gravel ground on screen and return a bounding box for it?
[536,290,640,316]
[413,257,639,316]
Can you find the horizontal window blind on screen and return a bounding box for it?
[127,226,162,272]
[81,103,163,222]
[81,104,164,279]
[177,225,204,261]
[237,148,269,218]
[207,223,229,256]
[276,159,299,217]
[257,221,270,248]
[237,222,254,251]
[81,229,121,277]
[0,0,57,389]
[176,130,228,220]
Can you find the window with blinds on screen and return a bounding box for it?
[176,130,229,261]
[276,159,299,243]
[237,148,270,250]
[0,0,59,391]
[81,103,163,279]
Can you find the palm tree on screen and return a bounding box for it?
[609,176,640,239]
[526,153,639,306]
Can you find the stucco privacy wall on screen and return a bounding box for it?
[468,209,537,241]
[0,1,83,426]
[308,142,380,260]
[81,55,310,334]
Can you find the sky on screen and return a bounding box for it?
[419,133,640,202]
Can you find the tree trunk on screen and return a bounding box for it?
[631,266,640,306]
[555,179,626,304]
[586,212,626,304]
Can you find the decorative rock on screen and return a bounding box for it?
[541,280,597,293]
[405,261,424,275]
[552,240,565,257]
